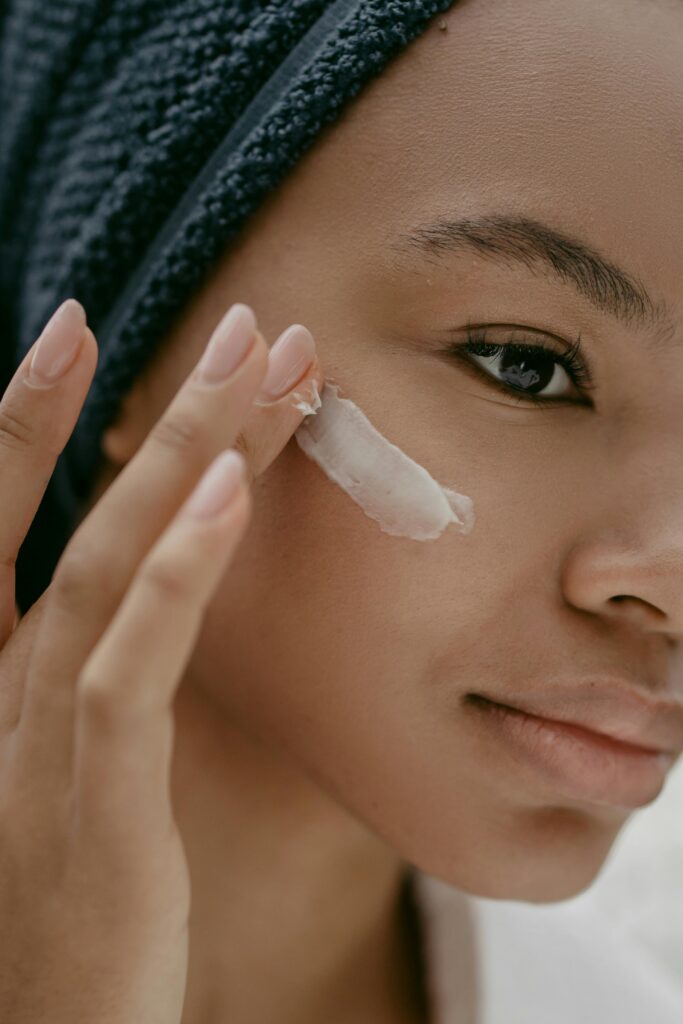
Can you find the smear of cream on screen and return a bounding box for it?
[292,381,475,542]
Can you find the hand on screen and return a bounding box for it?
[0,299,322,1023]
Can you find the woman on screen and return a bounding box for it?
[1,0,682,1020]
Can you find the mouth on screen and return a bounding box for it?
[467,694,676,809]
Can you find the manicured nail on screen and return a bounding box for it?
[182,450,246,520]
[256,325,316,403]
[27,299,87,386]
[195,303,257,386]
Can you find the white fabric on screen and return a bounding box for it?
[414,757,683,1023]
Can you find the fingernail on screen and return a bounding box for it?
[28,299,87,386]
[195,303,257,386]
[256,325,316,403]
[182,449,245,520]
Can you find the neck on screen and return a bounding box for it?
[171,679,428,1024]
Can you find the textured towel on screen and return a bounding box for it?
[0,0,455,612]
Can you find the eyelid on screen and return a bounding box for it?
[449,321,579,357]
[445,327,596,408]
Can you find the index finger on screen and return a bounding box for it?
[0,300,95,645]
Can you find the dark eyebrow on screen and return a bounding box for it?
[390,213,676,346]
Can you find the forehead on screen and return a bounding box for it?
[357,0,683,187]
[297,0,682,323]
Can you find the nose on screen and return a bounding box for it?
[561,533,683,641]
[559,432,683,642]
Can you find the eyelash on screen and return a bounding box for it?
[447,327,596,407]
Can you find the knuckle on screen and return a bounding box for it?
[139,555,194,605]
[77,670,119,724]
[0,404,35,453]
[233,432,256,483]
[1,551,17,571]
[150,409,203,454]
[52,542,108,609]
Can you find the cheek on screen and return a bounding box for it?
[186,424,618,900]
[186,419,488,788]
[188,381,558,764]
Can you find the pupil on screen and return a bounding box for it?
[499,348,554,393]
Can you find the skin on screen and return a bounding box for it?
[25,0,683,1020]
[0,297,326,1023]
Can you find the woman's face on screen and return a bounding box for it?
[99,0,683,901]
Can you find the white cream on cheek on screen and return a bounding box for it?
[291,381,475,542]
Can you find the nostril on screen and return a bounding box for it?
[608,594,667,625]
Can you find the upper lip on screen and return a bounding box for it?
[473,679,683,756]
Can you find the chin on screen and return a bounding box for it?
[481,866,608,905]
[415,803,627,905]
[444,856,612,905]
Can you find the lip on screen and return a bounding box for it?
[471,681,683,754]
[467,683,683,809]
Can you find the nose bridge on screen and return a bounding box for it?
[610,427,683,537]
[605,428,683,578]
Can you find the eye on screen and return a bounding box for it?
[447,327,595,407]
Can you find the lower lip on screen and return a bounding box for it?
[471,697,674,809]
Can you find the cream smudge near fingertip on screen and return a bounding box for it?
[294,382,475,541]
